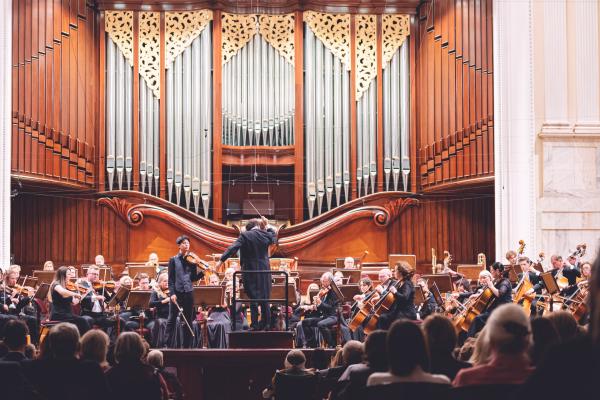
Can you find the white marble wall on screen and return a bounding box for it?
[495,0,600,263]
[0,0,11,270]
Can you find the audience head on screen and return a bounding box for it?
[545,311,579,343]
[344,257,355,269]
[80,329,110,367]
[330,347,344,368]
[1,319,29,352]
[457,337,476,362]
[530,317,559,365]
[41,322,80,360]
[470,327,491,365]
[364,330,388,370]
[147,350,164,369]
[43,260,55,271]
[486,303,532,356]
[341,340,364,367]
[284,349,306,370]
[24,344,36,360]
[423,315,457,358]
[394,262,414,282]
[114,332,146,364]
[388,320,428,376]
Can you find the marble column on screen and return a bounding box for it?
[493,0,536,261]
[574,0,599,130]
[0,0,11,271]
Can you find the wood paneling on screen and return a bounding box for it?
[11,0,98,186]
[414,0,493,189]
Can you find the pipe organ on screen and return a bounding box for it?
[103,9,410,223]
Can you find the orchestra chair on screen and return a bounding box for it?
[446,384,521,400]
[362,382,450,400]
[272,370,319,400]
[38,320,61,345]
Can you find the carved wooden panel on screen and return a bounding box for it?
[303,11,351,69]
[165,10,213,68]
[258,14,295,65]
[382,14,410,68]
[221,13,258,64]
[105,11,134,66]
[355,14,377,100]
[139,11,161,98]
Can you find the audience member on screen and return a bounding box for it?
[105,332,164,400]
[456,337,476,362]
[367,320,451,386]
[545,310,579,343]
[80,329,110,371]
[262,349,317,400]
[422,315,471,379]
[0,319,29,361]
[21,322,109,400]
[148,350,184,400]
[453,304,534,386]
[469,326,491,365]
[529,317,559,365]
[336,330,388,400]
[321,341,364,398]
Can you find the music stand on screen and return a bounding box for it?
[430,283,444,307]
[339,284,361,302]
[270,284,297,303]
[388,254,417,269]
[332,268,362,284]
[126,290,151,310]
[33,271,55,285]
[456,265,483,281]
[421,274,453,293]
[413,286,425,305]
[193,286,224,307]
[128,265,158,280]
[334,258,360,269]
[329,278,344,302]
[108,286,130,308]
[83,266,112,281]
[541,272,560,295]
[34,283,50,301]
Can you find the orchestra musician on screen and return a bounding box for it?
[134,273,151,291]
[0,268,39,344]
[94,254,107,267]
[166,235,204,348]
[43,261,55,271]
[416,278,437,320]
[148,272,170,347]
[343,257,357,269]
[550,254,581,296]
[77,265,115,331]
[375,262,417,330]
[346,277,375,342]
[48,266,90,335]
[517,257,544,315]
[467,262,513,338]
[204,273,231,348]
[302,272,340,348]
[505,250,518,268]
[216,216,277,331]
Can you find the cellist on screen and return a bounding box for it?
[375,262,417,330]
[467,262,512,338]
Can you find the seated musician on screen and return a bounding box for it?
[134,273,151,291]
[466,262,513,338]
[517,257,544,315]
[375,262,417,330]
[343,257,357,269]
[94,254,107,267]
[292,283,320,344]
[302,272,340,348]
[0,268,39,344]
[416,278,438,320]
[550,254,581,296]
[203,273,231,348]
[48,266,90,335]
[146,252,164,275]
[353,277,375,305]
[43,261,55,271]
[125,274,152,333]
[505,250,518,267]
[77,265,116,331]
[148,272,170,347]
[346,277,375,342]
[452,278,473,303]
[375,268,393,293]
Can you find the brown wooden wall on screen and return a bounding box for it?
[12,0,98,187]
[414,0,493,189]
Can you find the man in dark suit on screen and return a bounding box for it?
[549,254,581,296]
[166,235,204,347]
[216,217,276,330]
[0,320,28,362]
[302,272,340,347]
[517,257,544,315]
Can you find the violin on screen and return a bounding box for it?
[65,281,89,295]
[92,280,116,291]
[4,284,34,297]
[184,252,213,274]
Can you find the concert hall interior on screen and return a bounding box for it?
[1,0,600,399]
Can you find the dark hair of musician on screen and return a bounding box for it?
[364,330,388,370]
[2,319,29,350]
[51,266,69,290]
[359,277,373,288]
[176,235,190,245]
[457,278,471,291]
[394,261,414,280]
[40,322,80,360]
[388,320,429,376]
[245,218,261,231]
[423,314,458,356]
[490,261,507,278]
[114,332,146,364]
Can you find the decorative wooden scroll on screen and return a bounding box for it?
[303,11,351,70]
[105,11,134,67]
[165,10,213,68]
[139,12,161,98]
[382,14,410,68]
[258,14,295,65]
[355,14,377,100]
[221,13,259,63]
[98,191,419,256]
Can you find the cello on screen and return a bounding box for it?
[362,279,404,335]
[453,287,495,333]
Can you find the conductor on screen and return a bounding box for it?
[216,216,277,331]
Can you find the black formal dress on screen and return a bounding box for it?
[148,289,170,347]
[50,284,90,335]
[376,280,417,330]
[220,226,277,329]
[166,253,203,348]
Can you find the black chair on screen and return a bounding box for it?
[446,384,521,400]
[273,370,319,400]
[362,382,451,400]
